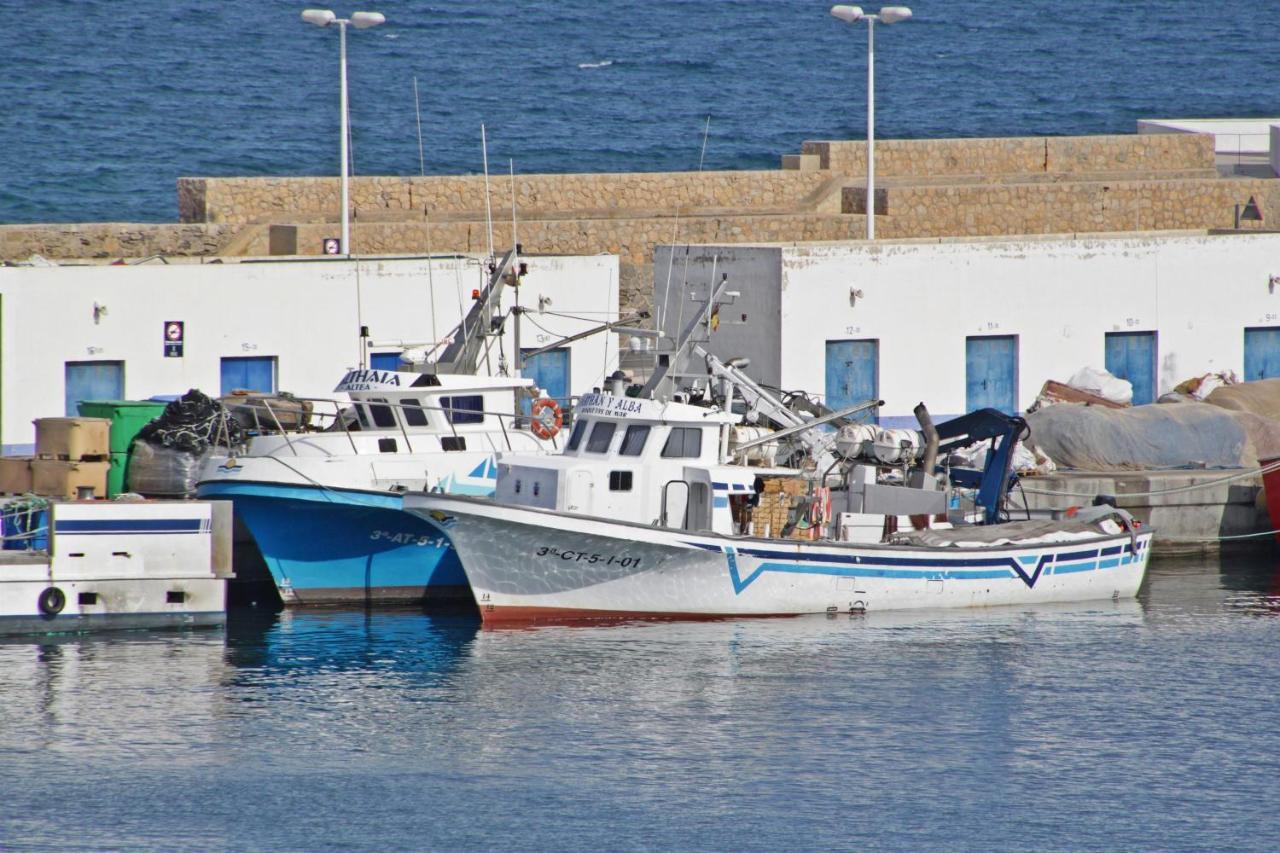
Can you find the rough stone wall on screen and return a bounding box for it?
[802,133,1216,178]
[0,223,241,261]
[853,178,1280,237]
[179,170,837,226]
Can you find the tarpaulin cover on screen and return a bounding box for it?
[1025,402,1280,470]
[1205,378,1280,421]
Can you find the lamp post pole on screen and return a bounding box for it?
[830,6,912,241]
[302,9,386,256]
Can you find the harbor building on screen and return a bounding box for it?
[654,231,1280,425]
[0,253,619,454]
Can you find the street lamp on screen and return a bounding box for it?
[830,5,912,240]
[301,9,386,256]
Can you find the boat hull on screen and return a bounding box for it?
[198,480,467,605]
[410,495,1153,624]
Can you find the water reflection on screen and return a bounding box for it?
[1,554,1278,850]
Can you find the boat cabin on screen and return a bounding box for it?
[493,392,766,534]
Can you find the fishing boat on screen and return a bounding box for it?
[406,277,1152,624]
[0,497,231,635]
[196,249,633,605]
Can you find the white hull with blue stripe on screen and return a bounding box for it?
[410,494,1152,623]
[1,500,232,635]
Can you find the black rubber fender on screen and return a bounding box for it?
[38,586,66,617]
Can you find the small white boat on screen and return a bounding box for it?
[0,498,232,635]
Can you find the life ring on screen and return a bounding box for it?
[38,586,65,617]
[530,398,563,440]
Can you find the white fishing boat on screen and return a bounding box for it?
[196,249,636,605]
[406,277,1152,624]
[0,498,232,635]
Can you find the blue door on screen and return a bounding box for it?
[66,361,124,416]
[369,352,402,371]
[966,336,1018,414]
[825,340,878,424]
[1244,328,1280,381]
[1105,331,1156,405]
[221,356,277,395]
[521,348,570,414]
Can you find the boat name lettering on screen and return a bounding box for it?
[339,369,402,390]
[575,394,645,418]
[369,530,450,548]
[535,545,641,568]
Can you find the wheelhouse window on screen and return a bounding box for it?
[367,398,397,428]
[619,424,650,457]
[441,395,484,425]
[609,471,633,491]
[566,419,589,451]
[586,421,617,454]
[399,398,428,427]
[661,427,703,459]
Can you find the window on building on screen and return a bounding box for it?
[399,398,428,427]
[619,424,650,457]
[661,427,703,459]
[441,395,484,425]
[609,471,633,491]
[586,421,617,453]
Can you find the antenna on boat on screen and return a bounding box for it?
[413,76,426,177]
[510,158,522,377]
[661,115,712,352]
[347,115,367,369]
[481,124,495,264]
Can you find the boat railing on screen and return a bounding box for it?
[223,395,550,457]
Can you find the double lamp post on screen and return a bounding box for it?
[301,8,386,256]
[829,5,912,241]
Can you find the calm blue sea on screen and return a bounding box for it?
[2,0,1278,225]
[1,557,1278,850]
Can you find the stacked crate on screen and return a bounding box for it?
[748,477,808,538]
[29,418,112,499]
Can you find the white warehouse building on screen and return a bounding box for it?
[0,253,620,454]
[656,232,1280,427]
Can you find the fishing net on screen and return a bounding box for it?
[135,389,243,452]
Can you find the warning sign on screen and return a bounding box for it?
[164,321,184,358]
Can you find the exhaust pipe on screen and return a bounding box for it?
[914,402,939,475]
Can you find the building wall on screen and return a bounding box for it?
[0,254,618,452]
[677,233,1280,423]
[654,245,784,388]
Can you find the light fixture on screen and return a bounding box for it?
[300,9,386,255]
[829,5,914,240]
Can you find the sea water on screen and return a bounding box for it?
[3,0,1279,224]
[1,556,1277,850]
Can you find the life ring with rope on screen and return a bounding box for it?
[38,586,66,617]
[530,398,563,441]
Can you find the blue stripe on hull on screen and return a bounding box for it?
[198,481,464,598]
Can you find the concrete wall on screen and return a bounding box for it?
[673,232,1280,423]
[0,253,618,452]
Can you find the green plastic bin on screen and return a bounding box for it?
[77,400,168,496]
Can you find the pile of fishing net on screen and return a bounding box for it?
[129,390,242,497]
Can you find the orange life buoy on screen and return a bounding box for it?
[530,398,563,440]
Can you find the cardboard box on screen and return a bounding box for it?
[31,459,109,499]
[34,417,111,460]
[0,457,33,494]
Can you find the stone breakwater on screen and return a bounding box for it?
[4,133,1276,316]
